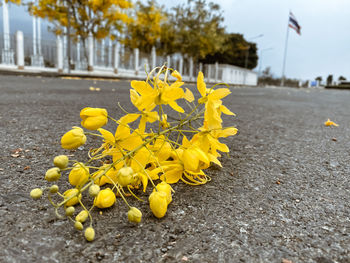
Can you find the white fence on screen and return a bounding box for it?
[0,31,257,85]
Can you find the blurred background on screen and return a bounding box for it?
[0,0,349,87]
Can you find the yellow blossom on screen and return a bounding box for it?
[63,188,82,206]
[80,107,108,130]
[171,70,182,82]
[85,227,95,242]
[197,72,231,130]
[30,188,43,199]
[127,207,142,223]
[149,191,168,218]
[117,167,134,187]
[94,188,116,208]
[75,210,89,222]
[61,127,86,150]
[153,181,173,204]
[69,163,90,187]
[45,167,61,182]
[324,119,338,127]
[53,155,69,169]
[131,79,186,113]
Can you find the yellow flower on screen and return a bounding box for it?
[53,155,69,169]
[75,210,89,222]
[153,181,172,204]
[131,79,185,113]
[192,126,238,163]
[149,191,168,218]
[171,70,182,82]
[127,207,142,223]
[98,125,143,152]
[88,184,100,197]
[61,127,86,150]
[119,110,159,134]
[117,167,134,187]
[80,107,108,130]
[160,114,169,129]
[63,188,82,206]
[30,188,43,199]
[324,119,339,127]
[74,221,83,231]
[45,167,61,182]
[94,188,116,208]
[181,136,210,174]
[69,163,90,187]
[84,227,95,242]
[197,72,231,130]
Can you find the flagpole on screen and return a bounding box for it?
[281,13,290,87]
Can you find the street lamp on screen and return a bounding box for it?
[258,47,273,76]
[244,34,264,68]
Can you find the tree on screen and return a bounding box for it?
[123,0,167,53]
[326,74,333,86]
[262,67,272,77]
[158,12,178,56]
[200,33,258,69]
[338,76,346,81]
[29,0,132,44]
[169,0,225,60]
[315,76,322,82]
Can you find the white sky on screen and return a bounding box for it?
[162,0,350,80]
[2,0,350,80]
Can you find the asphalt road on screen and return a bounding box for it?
[0,75,349,263]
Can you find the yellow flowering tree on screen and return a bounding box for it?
[30,65,238,242]
[123,0,167,53]
[28,0,132,50]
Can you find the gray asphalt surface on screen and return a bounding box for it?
[0,75,349,263]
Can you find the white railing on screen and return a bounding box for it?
[0,30,257,85]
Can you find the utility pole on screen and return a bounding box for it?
[66,1,71,73]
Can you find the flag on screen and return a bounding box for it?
[289,12,301,35]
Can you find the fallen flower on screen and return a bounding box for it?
[324,119,338,127]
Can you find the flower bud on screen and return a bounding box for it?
[65,206,75,216]
[93,188,116,209]
[88,184,100,197]
[75,210,89,223]
[53,155,69,169]
[30,188,43,200]
[127,207,142,223]
[61,127,86,150]
[49,185,59,194]
[74,221,83,231]
[80,107,108,130]
[69,163,90,187]
[45,167,61,182]
[153,181,172,205]
[149,191,168,218]
[84,227,95,242]
[63,188,82,206]
[117,167,134,187]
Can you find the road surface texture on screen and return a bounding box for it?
[0,75,349,263]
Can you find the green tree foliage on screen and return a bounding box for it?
[338,76,346,81]
[326,74,333,86]
[123,0,167,53]
[167,0,226,60]
[200,33,258,69]
[315,76,322,82]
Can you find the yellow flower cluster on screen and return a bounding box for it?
[30,66,238,242]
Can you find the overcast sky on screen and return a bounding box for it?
[163,0,350,80]
[1,0,350,80]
